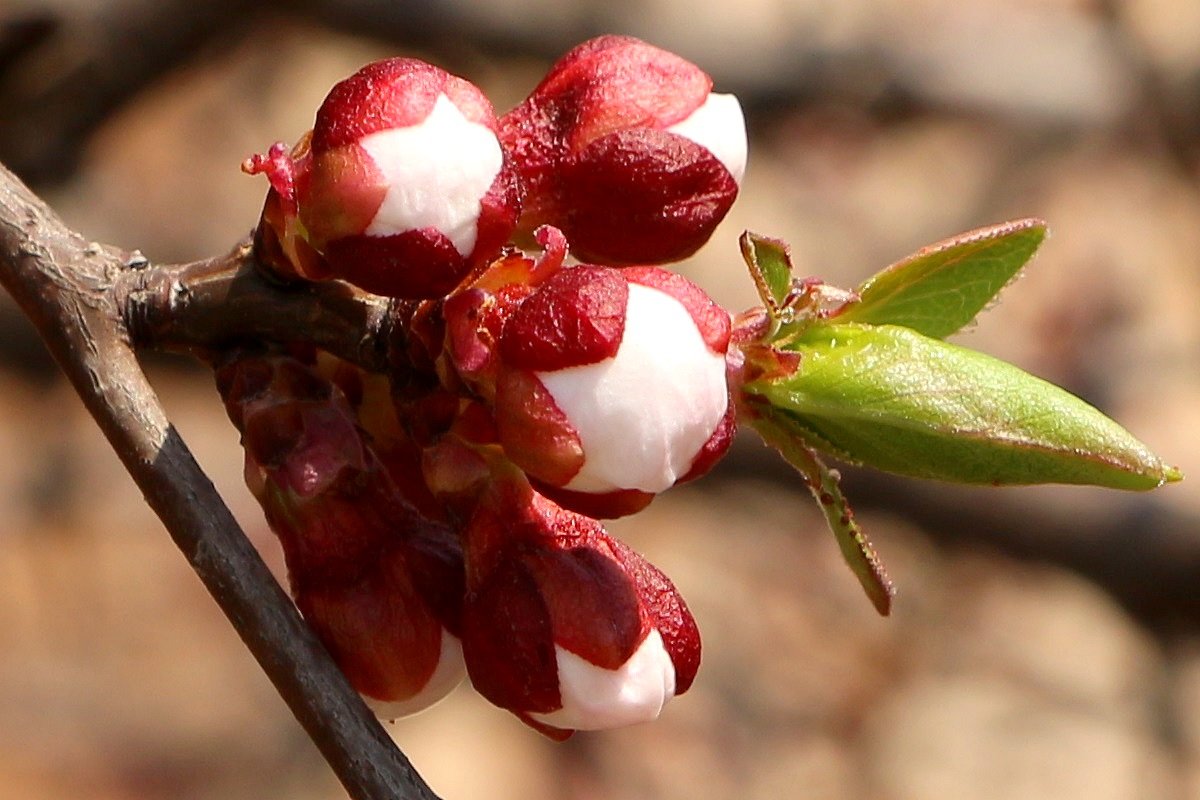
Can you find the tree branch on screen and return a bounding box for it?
[119,243,395,372]
[0,160,440,800]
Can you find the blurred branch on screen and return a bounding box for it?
[716,435,1200,633]
[0,11,55,73]
[8,0,1200,189]
[725,440,1200,631]
[0,0,260,183]
[0,159,440,800]
[845,471,1200,632]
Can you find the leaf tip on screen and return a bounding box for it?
[1001,216,1049,240]
[870,576,896,617]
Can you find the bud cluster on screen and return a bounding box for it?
[232,36,748,737]
[217,352,467,719]
[244,35,746,299]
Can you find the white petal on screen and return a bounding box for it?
[358,94,503,255]
[365,630,466,721]
[666,92,747,185]
[527,629,676,731]
[537,284,728,494]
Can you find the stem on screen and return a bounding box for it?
[752,412,894,615]
[0,160,440,800]
[120,244,395,372]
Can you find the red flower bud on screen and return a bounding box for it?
[460,485,699,738]
[294,536,466,720]
[217,353,467,717]
[490,264,735,517]
[499,35,746,265]
[247,58,521,299]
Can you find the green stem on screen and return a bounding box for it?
[753,413,894,615]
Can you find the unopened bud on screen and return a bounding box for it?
[217,353,466,717]
[492,265,735,517]
[499,35,746,264]
[247,58,521,298]
[460,487,700,738]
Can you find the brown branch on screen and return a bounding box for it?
[0,160,440,800]
[119,243,395,372]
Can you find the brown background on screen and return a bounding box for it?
[1,1,1199,798]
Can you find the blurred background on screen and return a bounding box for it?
[2,0,1199,798]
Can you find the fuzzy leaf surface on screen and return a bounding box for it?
[835,219,1047,338]
[739,231,794,315]
[747,323,1180,490]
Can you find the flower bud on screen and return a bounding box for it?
[460,486,699,738]
[499,35,746,264]
[217,353,467,717]
[491,265,735,517]
[295,538,466,720]
[247,58,521,299]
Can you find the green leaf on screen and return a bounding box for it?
[746,323,1181,490]
[835,219,1047,338]
[754,414,894,616]
[739,231,794,317]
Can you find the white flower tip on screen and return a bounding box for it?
[358,94,504,255]
[527,629,677,731]
[539,284,729,494]
[667,92,747,185]
[364,631,466,721]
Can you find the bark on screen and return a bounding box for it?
[0,160,440,800]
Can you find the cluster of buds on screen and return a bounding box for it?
[216,352,466,718]
[222,19,1188,750]
[244,35,746,298]
[234,36,747,737]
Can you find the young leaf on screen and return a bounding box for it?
[834,219,1047,338]
[739,231,794,317]
[745,323,1182,490]
[754,413,894,616]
